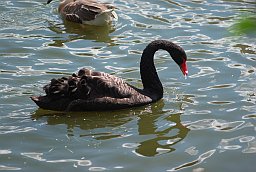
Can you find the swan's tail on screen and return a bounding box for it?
[30,96,70,111]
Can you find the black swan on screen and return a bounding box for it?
[46,0,118,26]
[31,40,188,111]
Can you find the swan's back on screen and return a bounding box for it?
[31,68,151,111]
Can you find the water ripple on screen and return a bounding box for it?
[0,126,37,134]
[21,152,46,161]
[218,135,256,153]
[0,53,33,58]
[21,151,93,167]
[208,101,235,105]
[0,149,12,155]
[185,146,198,156]
[189,67,219,78]
[167,149,216,171]
[88,167,107,171]
[184,119,253,132]
[0,165,21,171]
[0,0,255,171]
[242,113,256,119]
[198,83,236,91]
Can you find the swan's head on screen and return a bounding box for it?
[171,50,188,76]
[154,40,188,77]
[145,40,189,77]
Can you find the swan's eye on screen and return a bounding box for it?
[180,59,188,76]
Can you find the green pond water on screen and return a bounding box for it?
[0,0,255,171]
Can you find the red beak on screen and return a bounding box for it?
[180,60,188,76]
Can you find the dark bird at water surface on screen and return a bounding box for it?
[31,40,188,111]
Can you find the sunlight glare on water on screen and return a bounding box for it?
[0,0,255,171]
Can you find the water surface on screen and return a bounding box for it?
[0,0,255,171]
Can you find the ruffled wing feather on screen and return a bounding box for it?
[43,68,133,100]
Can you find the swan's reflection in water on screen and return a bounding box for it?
[47,20,115,47]
[32,100,189,157]
[136,101,190,156]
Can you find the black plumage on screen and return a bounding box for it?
[31,40,188,111]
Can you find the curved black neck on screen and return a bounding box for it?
[140,40,182,101]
